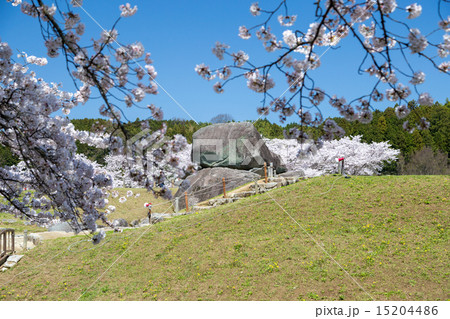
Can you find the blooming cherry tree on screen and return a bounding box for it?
[198,0,449,142]
[0,1,192,242]
[265,136,400,176]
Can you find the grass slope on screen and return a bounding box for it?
[0,187,175,233]
[0,175,448,301]
[101,188,176,223]
[0,212,47,234]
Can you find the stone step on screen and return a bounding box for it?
[208,197,237,206]
[193,205,214,210]
[268,177,287,187]
[249,182,278,190]
[231,191,256,198]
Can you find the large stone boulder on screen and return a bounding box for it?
[173,167,260,210]
[112,218,129,228]
[48,222,73,233]
[191,122,286,173]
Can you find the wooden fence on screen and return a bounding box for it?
[0,228,15,266]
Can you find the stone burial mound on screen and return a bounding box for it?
[191,122,287,173]
[173,122,289,210]
[173,167,260,211]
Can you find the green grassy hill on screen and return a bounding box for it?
[0,175,448,301]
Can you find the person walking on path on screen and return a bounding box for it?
[145,202,152,222]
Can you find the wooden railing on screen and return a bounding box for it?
[0,228,15,266]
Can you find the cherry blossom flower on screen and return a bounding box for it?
[7,0,22,6]
[195,63,215,80]
[120,3,137,17]
[238,26,251,40]
[246,70,275,93]
[131,87,145,102]
[418,92,433,106]
[438,16,450,32]
[408,28,428,54]
[25,55,48,66]
[75,22,85,35]
[250,2,261,16]
[410,71,425,85]
[256,26,273,41]
[148,104,164,120]
[379,0,397,15]
[278,15,297,27]
[394,104,410,119]
[264,38,282,52]
[359,22,375,39]
[350,5,372,23]
[44,37,62,58]
[438,61,449,73]
[358,109,373,124]
[212,42,229,60]
[231,50,249,67]
[217,66,231,80]
[416,117,430,130]
[309,88,325,105]
[402,120,415,133]
[213,82,224,93]
[64,12,80,29]
[406,3,422,19]
[100,29,118,44]
[437,34,450,58]
[257,106,270,116]
[371,89,384,102]
[20,1,38,17]
[282,30,299,48]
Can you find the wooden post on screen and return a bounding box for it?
[184,192,189,212]
[11,231,14,253]
[222,177,227,198]
[23,230,27,251]
[264,162,268,183]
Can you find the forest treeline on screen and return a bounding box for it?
[1,101,448,174]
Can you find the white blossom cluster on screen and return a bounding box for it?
[119,3,138,17]
[245,69,275,93]
[264,136,400,176]
[103,133,197,195]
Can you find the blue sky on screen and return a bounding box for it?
[0,0,448,124]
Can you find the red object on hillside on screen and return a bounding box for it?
[338,157,344,162]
